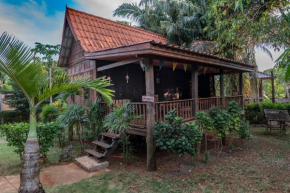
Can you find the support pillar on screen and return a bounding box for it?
[271,70,275,103]
[145,59,156,171]
[191,65,198,116]
[220,69,225,107]
[239,72,244,110]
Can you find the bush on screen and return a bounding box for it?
[40,104,59,123]
[154,109,202,157]
[0,110,29,124]
[209,106,231,139]
[104,101,141,134]
[37,122,61,157]
[245,102,290,123]
[238,120,252,139]
[0,122,61,160]
[0,123,29,159]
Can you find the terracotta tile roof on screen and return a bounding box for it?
[66,7,167,52]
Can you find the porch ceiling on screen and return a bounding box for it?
[85,41,255,73]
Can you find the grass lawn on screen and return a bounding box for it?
[0,137,83,176]
[46,126,290,193]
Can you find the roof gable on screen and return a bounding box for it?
[65,7,167,53]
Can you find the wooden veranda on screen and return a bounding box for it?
[58,7,255,171]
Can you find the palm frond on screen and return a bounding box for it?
[255,45,273,60]
[35,74,114,109]
[0,32,46,105]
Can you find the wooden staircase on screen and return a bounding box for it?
[85,132,120,162]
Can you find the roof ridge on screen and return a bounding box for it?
[66,7,166,39]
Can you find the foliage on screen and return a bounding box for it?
[0,123,29,159]
[0,110,29,124]
[209,106,230,139]
[40,104,59,123]
[262,68,286,99]
[0,122,62,159]
[119,135,134,163]
[114,0,205,46]
[196,111,213,132]
[0,32,113,191]
[57,104,87,145]
[154,109,202,157]
[83,98,105,140]
[238,120,252,139]
[196,111,213,161]
[104,101,140,134]
[245,102,290,123]
[37,122,60,158]
[227,100,241,133]
[1,81,30,113]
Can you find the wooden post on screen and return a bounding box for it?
[239,72,244,109]
[271,70,275,103]
[145,59,156,171]
[220,69,225,107]
[191,65,198,116]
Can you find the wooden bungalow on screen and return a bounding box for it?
[245,71,272,104]
[58,7,254,170]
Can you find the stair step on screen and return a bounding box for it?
[101,132,120,139]
[92,140,111,149]
[85,149,104,159]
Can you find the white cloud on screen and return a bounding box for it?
[0,1,63,47]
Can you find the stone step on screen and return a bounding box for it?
[92,140,111,149]
[75,156,109,172]
[85,149,104,159]
[101,132,120,139]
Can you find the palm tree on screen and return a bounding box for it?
[0,32,114,192]
[114,0,202,46]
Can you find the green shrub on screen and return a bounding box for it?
[238,120,252,139]
[245,103,263,123]
[0,122,61,160]
[37,122,61,158]
[245,102,290,123]
[0,123,29,159]
[154,109,202,157]
[209,106,231,139]
[40,104,59,123]
[83,99,105,140]
[104,101,141,134]
[0,110,29,124]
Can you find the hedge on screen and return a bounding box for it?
[245,102,290,123]
[0,110,29,124]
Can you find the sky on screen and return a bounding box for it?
[0,0,282,72]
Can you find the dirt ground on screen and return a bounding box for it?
[105,127,290,192]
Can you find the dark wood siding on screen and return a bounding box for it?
[96,60,145,102]
[154,67,191,101]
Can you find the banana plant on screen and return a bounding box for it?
[0,32,114,192]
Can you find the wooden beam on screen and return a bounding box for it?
[191,65,198,116]
[220,69,225,107]
[239,72,244,110]
[145,59,156,171]
[97,58,142,71]
[271,70,275,103]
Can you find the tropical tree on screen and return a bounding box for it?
[0,32,113,192]
[114,0,203,45]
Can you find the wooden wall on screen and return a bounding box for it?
[96,60,213,102]
[154,67,191,101]
[96,60,145,102]
[67,38,85,66]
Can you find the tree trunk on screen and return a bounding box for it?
[68,126,73,141]
[19,111,44,193]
